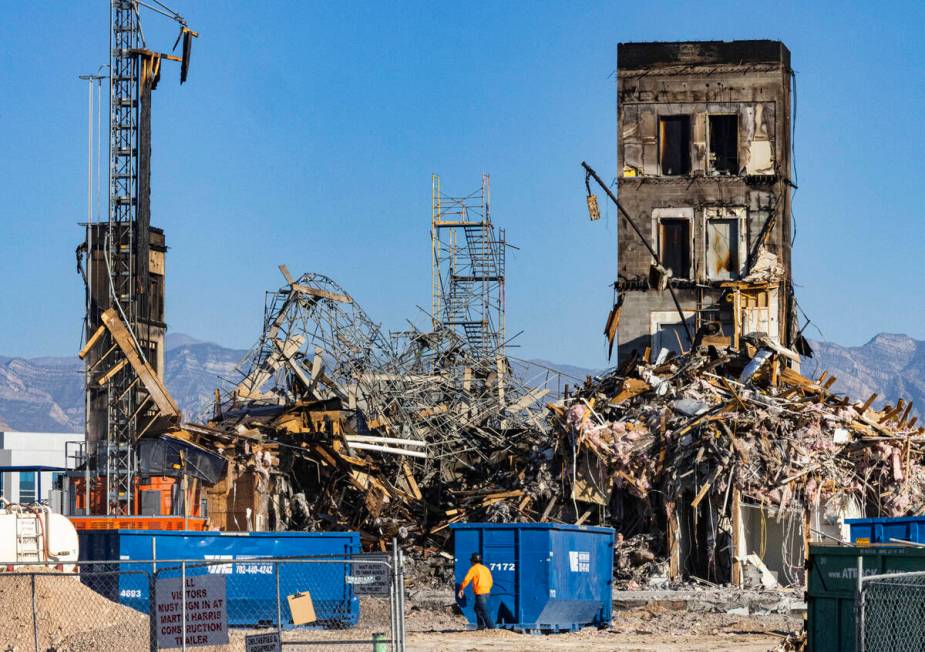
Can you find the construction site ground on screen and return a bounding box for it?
[404,605,799,651]
[404,586,802,651]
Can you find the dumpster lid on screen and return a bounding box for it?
[845,516,925,524]
[79,529,360,538]
[449,522,614,535]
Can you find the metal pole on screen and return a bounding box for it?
[81,75,93,223]
[31,573,38,652]
[84,444,90,515]
[181,561,187,652]
[96,75,103,221]
[856,555,865,652]
[149,571,158,652]
[581,161,693,343]
[398,546,406,652]
[275,561,282,641]
[389,543,397,652]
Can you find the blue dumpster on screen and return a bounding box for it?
[846,516,925,544]
[78,529,361,627]
[450,522,614,633]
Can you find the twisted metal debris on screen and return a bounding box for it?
[200,268,558,548]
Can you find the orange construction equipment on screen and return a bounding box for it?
[70,473,205,524]
[69,515,207,531]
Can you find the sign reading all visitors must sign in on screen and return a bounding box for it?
[245,632,281,652]
[155,574,229,648]
[346,553,392,596]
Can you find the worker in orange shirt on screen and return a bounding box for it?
[458,553,494,629]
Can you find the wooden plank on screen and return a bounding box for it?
[291,283,351,304]
[402,461,423,501]
[278,263,295,285]
[540,496,557,522]
[666,500,680,579]
[609,378,650,405]
[731,489,744,587]
[857,393,878,414]
[899,401,914,429]
[690,479,712,509]
[100,308,179,418]
[78,324,106,360]
[97,358,128,386]
[313,445,338,467]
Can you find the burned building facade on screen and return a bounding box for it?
[614,40,797,363]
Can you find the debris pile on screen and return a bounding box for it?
[547,334,924,583]
[177,268,925,589]
[192,270,558,551]
[614,533,667,590]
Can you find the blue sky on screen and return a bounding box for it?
[1,1,923,368]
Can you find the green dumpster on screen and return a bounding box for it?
[807,544,925,651]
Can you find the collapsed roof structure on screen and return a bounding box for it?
[188,265,556,550]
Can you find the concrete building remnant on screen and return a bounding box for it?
[614,40,797,364]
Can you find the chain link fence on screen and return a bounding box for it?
[859,570,925,652]
[0,551,405,652]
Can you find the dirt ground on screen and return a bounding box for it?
[0,572,801,651]
[404,604,800,652]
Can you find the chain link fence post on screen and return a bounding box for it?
[181,560,187,652]
[397,545,406,652]
[856,555,865,652]
[390,541,398,652]
[276,560,283,641]
[31,572,38,652]
[149,570,159,652]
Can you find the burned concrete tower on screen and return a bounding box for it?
[614,40,797,362]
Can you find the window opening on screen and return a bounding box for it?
[659,218,691,279]
[709,115,738,174]
[659,115,691,175]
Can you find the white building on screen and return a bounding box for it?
[0,432,84,504]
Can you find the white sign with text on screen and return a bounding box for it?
[155,574,229,648]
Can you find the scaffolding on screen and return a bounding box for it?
[222,270,551,484]
[431,174,507,360]
[77,0,194,514]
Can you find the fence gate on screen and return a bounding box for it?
[0,546,405,652]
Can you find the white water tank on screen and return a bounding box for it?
[0,502,79,563]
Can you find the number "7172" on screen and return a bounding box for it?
[489,562,516,572]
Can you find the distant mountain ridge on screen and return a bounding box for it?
[0,337,246,432]
[805,333,925,419]
[0,332,921,432]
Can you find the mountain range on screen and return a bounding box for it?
[0,332,921,432]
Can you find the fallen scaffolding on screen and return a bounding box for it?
[194,267,556,550]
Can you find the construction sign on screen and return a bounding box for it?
[245,632,281,652]
[156,575,229,648]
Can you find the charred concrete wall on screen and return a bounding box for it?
[615,40,794,361]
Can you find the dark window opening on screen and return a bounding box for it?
[709,115,738,174]
[659,218,691,279]
[659,116,691,176]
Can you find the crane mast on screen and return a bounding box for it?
[78,0,196,515]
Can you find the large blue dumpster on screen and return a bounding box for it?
[846,516,925,545]
[451,522,614,633]
[78,529,361,627]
